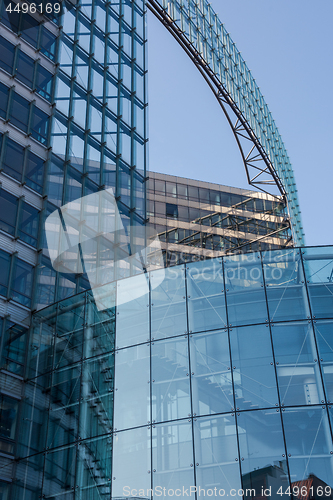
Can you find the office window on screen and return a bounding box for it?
[0,394,18,440]
[31,107,49,144]
[19,203,39,247]
[25,151,45,194]
[21,14,39,48]
[10,93,30,133]
[0,189,17,235]
[40,26,57,61]
[15,51,34,88]
[0,83,9,118]
[166,203,178,218]
[11,258,34,307]
[1,0,19,32]
[2,138,25,181]
[0,36,15,74]
[0,250,10,297]
[36,66,53,101]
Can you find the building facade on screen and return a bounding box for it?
[0,0,328,499]
[2,245,332,499]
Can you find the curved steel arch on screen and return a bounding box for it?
[147,0,304,246]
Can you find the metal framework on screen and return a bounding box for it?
[147,0,304,246]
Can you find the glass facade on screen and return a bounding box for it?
[1,246,332,498]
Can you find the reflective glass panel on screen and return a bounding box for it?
[152,337,190,423]
[2,138,24,181]
[0,250,10,297]
[43,444,76,497]
[190,330,233,415]
[112,426,151,498]
[194,414,242,493]
[283,407,333,487]
[116,274,150,348]
[230,325,279,410]
[187,259,227,332]
[12,258,34,307]
[224,253,268,326]
[151,266,187,340]
[152,421,194,499]
[271,322,325,406]
[238,409,289,495]
[263,249,309,322]
[76,435,112,498]
[10,93,30,132]
[302,247,333,319]
[114,343,150,430]
[314,321,333,402]
[0,189,17,236]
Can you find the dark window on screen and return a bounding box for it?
[199,187,210,203]
[0,83,9,119]
[40,26,57,61]
[1,321,27,375]
[177,183,188,199]
[0,36,15,74]
[166,203,178,218]
[178,205,189,221]
[31,107,49,144]
[25,151,45,194]
[2,138,25,181]
[0,394,18,440]
[1,0,20,33]
[0,189,17,235]
[10,93,30,132]
[15,50,34,88]
[21,15,39,48]
[188,185,199,201]
[210,190,221,205]
[36,66,53,101]
[11,258,34,307]
[19,202,39,247]
[0,250,10,297]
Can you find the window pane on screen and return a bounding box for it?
[112,426,151,498]
[271,322,325,406]
[152,337,190,423]
[25,151,44,194]
[152,421,195,499]
[190,330,233,415]
[0,189,17,235]
[19,203,39,247]
[194,415,241,492]
[31,107,49,144]
[40,26,57,60]
[0,250,10,297]
[0,394,18,441]
[10,93,30,132]
[36,66,53,101]
[302,247,333,319]
[230,324,279,410]
[0,82,9,118]
[15,50,34,87]
[1,321,27,375]
[238,409,289,495]
[151,266,187,340]
[313,321,333,403]
[224,252,268,326]
[187,259,227,333]
[0,36,15,73]
[21,14,39,47]
[2,138,24,181]
[263,249,309,322]
[116,274,149,348]
[283,407,333,487]
[12,258,34,307]
[114,344,150,430]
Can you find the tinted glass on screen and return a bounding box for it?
[0,189,17,235]
[0,250,10,296]
[10,93,30,132]
[25,151,45,194]
[19,203,39,247]
[12,258,34,307]
[40,26,57,60]
[313,321,333,402]
[0,82,9,118]
[36,66,53,101]
[15,50,34,87]
[21,14,39,47]
[0,36,15,73]
[31,107,49,144]
[190,330,233,415]
[2,138,24,181]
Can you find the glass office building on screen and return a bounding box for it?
[1,0,329,499]
[2,246,332,499]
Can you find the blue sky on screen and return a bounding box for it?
[147,0,333,246]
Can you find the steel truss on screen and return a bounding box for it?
[146,0,304,246]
